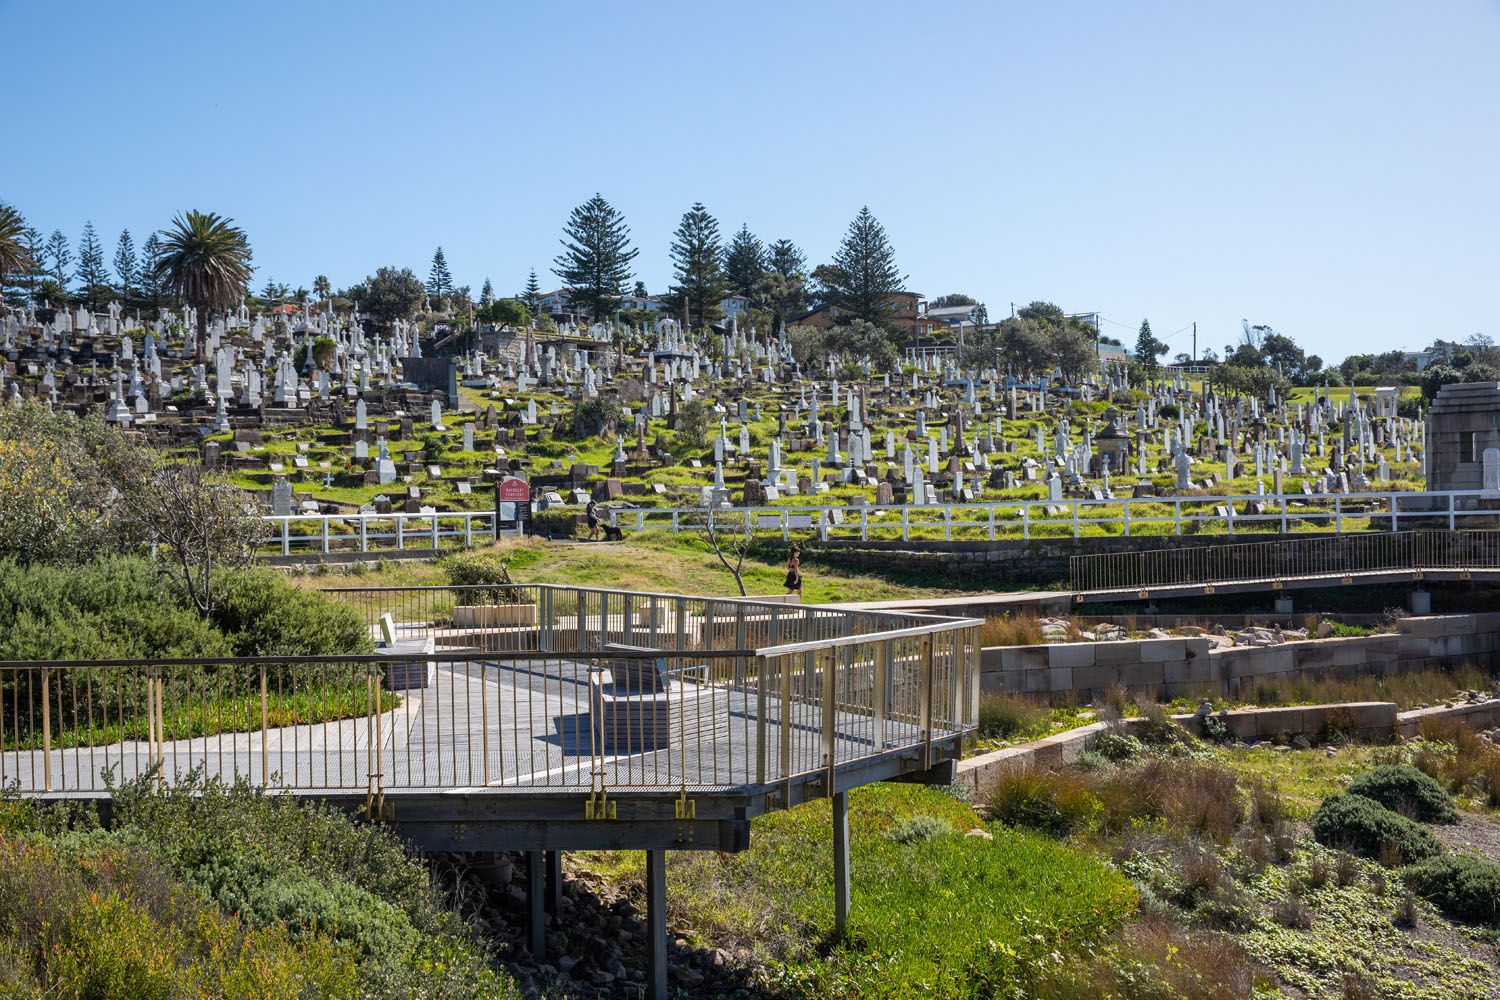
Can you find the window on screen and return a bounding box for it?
[1462,431,1477,464]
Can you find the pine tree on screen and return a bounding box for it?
[524,269,541,311]
[113,229,139,301]
[552,194,638,324]
[45,229,72,288]
[665,202,729,332]
[769,238,807,278]
[74,221,111,306]
[723,224,767,299]
[823,207,904,328]
[427,247,454,296]
[480,277,495,305]
[139,232,164,303]
[1134,319,1162,381]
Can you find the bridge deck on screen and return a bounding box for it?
[1,657,931,798]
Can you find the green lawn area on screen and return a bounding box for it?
[294,533,938,604]
[579,783,1136,999]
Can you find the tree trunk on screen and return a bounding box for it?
[195,304,207,364]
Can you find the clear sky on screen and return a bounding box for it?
[3,0,1496,363]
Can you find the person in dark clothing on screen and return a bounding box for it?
[585,499,600,541]
[784,545,802,596]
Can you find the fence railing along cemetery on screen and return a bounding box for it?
[1068,529,1500,593]
[0,586,980,807]
[259,490,1500,556]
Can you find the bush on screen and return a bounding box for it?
[212,569,372,656]
[1404,853,1500,926]
[886,815,953,844]
[976,692,1046,740]
[439,548,524,604]
[1346,764,1459,824]
[985,768,1101,836]
[1310,794,1443,864]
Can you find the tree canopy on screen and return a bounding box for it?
[723,224,766,300]
[552,194,637,324]
[819,207,905,330]
[664,202,728,332]
[348,266,424,332]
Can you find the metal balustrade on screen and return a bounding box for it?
[0,586,980,801]
[1068,529,1500,593]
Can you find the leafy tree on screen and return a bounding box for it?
[1050,324,1100,382]
[151,210,254,363]
[0,203,32,295]
[753,269,808,329]
[552,194,638,324]
[786,319,896,372]
[1133,319,1166,383]
[426,246,454,298]
[997,318,1051,374]
[523,268,541,312]
[821,207,905,330]
[75,221,112,306]
[1018,301,1065,326]
[479,277,495,305]
[723,224,766,300]
[347,266,424,333]
[664,202,728,332]
[112,229,139,301]
[480,297,530,327]
[312,274,331,300]
[768,238,807,279]
[44,229,72,290]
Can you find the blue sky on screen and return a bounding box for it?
[3,0,1496,362]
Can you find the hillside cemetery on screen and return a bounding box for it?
[0,301,1446,542]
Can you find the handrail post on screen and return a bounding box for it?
[259,664,268,786]
[359,515,368,552]
[872,640,889,750]
[40,668,51,792]
[919,635,934,770]
[281,518,290,555]
[321,517,329,554]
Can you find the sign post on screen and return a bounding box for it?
[495,476,531,539]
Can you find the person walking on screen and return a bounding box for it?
[585,499,601,541]
[784,545,802,597]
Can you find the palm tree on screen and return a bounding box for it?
[0,203,33,298]
[152,210,253,362]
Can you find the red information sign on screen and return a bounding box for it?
[497,476,531,502]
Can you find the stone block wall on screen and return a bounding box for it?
[981,613,1500,702]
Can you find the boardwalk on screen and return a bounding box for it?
[3,656,937,798]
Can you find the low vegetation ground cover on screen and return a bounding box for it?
[0,558,375,749]
[980,720,1500,999]
[294,533,937,607]
[0,776,517,999]
[578,782,1136,999]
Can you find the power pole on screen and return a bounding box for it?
[1192,321,1197,362]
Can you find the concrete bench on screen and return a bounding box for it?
[376,612,436,690]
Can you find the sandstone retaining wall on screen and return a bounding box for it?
[980,613,1500,702]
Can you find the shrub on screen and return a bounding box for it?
[212,569,372,656]
[1346,764,1458,824]
[886,815,953,844]
[976,692,1046,740]
[981,614,1044,646]
[439,548,524,605]
[1403,853,1500,926]
[1309,794,1443,864]
[985,768,1100,836]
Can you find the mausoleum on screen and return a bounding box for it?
[1426,381,1500,492]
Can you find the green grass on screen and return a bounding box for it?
[8,685,400,751]
[580,783,1136,999]
[293,533,938,604]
